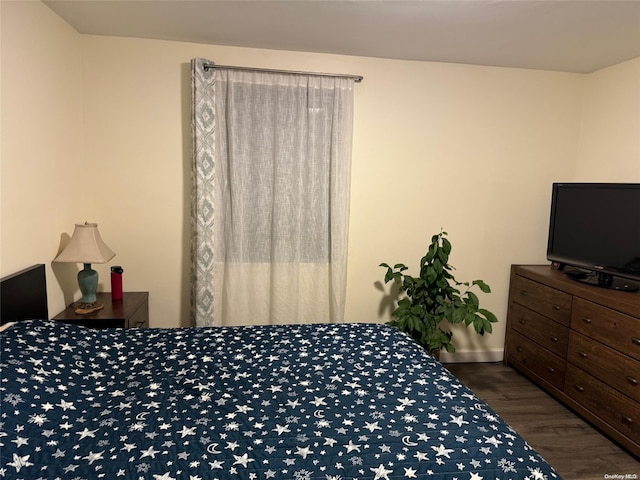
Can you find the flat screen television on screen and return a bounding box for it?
[546,182,640,292]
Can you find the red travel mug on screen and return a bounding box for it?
[111,266,123,301]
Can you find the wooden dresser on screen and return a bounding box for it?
[504,265,640,457]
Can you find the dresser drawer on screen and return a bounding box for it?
[567,331,640,402]
[510,275,572,326]
[511,303,569,357]
[508,330,566,390]
[566,364,640,445]
[571,297,640,361]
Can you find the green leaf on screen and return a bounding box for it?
[478,308,498,323]
[465,312,476,327]
[451,308,466,324]
[384,269,393,283]
[433,258,443,275]
[473,279,491,293]
[425,245,435,263]
[464,291,479,309]
[442,236,452,255]
[397,297,412,308]
[474,316,484,333]
[425,266,437,284]
[482,317,493,334]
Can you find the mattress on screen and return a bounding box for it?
[0,320,561,479]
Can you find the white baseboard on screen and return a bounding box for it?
[439,348,504,363]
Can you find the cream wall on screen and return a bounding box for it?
[0,1,85,313]
[80,35,582,353]
[2,2,638,360]
[575,57,640,181]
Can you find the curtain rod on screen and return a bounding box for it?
[203,62,363,83]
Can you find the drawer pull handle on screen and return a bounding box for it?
[578,351,588,359]
[627,376,639,386]
[546,367,555,374]
[574,384,584,393]
[550,336,558,342]
[582,317,592,324]
[519,319,526,324]
[632,337,640,347]
[516,346,523,353]
[552,305,561,311]
[520,290,528,297]
[622,415,634,425]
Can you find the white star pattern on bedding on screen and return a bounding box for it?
[0,321,561,480]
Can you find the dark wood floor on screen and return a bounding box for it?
[445,362,639,480]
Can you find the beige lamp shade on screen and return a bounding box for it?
[54,222,115,264]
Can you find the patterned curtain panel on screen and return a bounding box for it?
[191,58,216,326]
[191,58,355,326]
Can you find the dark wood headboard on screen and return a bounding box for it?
[0,264,48,324]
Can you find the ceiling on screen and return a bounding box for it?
[44,0,640,74]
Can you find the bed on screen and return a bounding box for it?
[0,266,561,479]
[0,264,48,324]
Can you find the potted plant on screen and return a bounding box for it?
[380,230,497,357]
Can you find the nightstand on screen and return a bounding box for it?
[52,292,149,329]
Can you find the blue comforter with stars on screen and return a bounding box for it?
[0,320,561,480]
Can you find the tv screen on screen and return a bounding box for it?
[546,183,640,291]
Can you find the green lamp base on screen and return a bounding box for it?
[75,263,103,315]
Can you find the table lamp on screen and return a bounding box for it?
[54,222,115,314]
